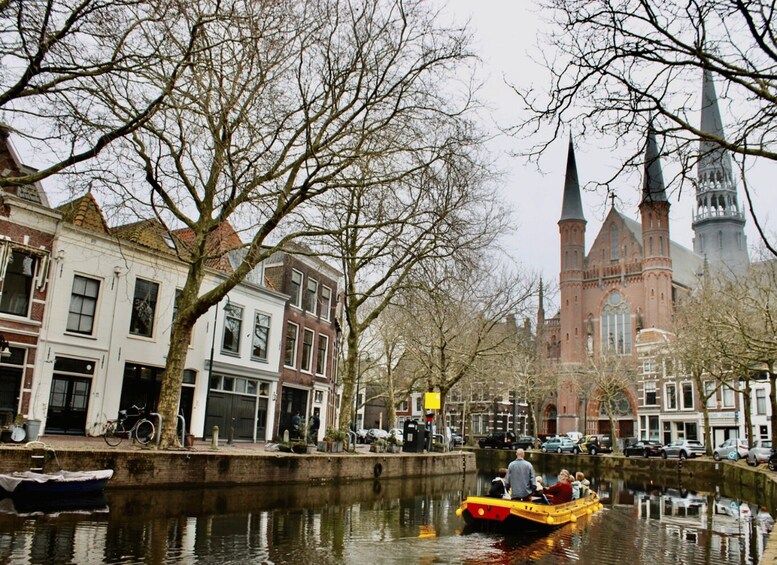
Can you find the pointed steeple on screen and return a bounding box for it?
[537,277,545,323]
[698,69,734,189]
[559,136,585,222]
[641,125,667,204]
[692,70,749,273]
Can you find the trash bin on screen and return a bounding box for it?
[403,419,426,453]
[25,419,41,441]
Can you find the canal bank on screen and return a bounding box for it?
[0,437,476,488]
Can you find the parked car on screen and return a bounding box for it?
[746,440,772,466]
[541,436,580,454]
[451,433,464,447]
[712,438,749,461]
[623,440,663,458]
[768,451,777,471]
[660,439,705,459]
[515,435,537,449]
[355,429,369,443]
[366,428,389,442]
[478,431,517,449]
[585,435,613,455]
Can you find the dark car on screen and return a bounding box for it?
[515,435,537,449]
[623,439,663,458]
[585,435,613,455]
[478,432,517,449]
[451,433,464,447]
[768,451,777,472]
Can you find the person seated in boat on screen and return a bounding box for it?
[574,471,590,498]
[534,476,544,493]
[488,468,508,498]
[507,448,536,501]
[544,469,573,504]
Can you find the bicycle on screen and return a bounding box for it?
[103,405,156,447]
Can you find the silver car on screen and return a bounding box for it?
[660,439,705,459]
[712,438,748,461]
[746,439,773,466]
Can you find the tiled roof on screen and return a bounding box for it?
[57,193,110,234]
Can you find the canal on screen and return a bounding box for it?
[0,468,773,564]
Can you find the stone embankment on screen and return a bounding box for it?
[0,437,475,488]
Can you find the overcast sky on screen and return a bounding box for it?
[442,1,777,295]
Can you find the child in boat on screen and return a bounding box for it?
[575,471,590,497]
[544,469,573,504]
[488,468,508,498]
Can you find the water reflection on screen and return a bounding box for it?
[0,472,772,564]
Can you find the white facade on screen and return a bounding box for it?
[30,220,286,441]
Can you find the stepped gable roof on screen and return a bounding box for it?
[616,210,703,288]
[112,218,181,255]
[57,193,110,234]
[174,222,243,273]
[0,126,49,207]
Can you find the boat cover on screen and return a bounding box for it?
[0,470,114,493]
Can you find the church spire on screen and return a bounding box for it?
[559,136,585,222]
[641,125,667,204]
[691,70,749,273]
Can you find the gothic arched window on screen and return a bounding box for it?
[601,290,632,354]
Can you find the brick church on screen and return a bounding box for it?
[536,71,750,439]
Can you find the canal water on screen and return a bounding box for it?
[0,469,773,564]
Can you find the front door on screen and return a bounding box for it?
[46,376,91,435]
[204,391,256,440]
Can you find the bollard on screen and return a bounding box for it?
[283,429,289,443]
[211,425,219,450]
[228,424,234,445]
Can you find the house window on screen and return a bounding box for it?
[289,270,303,308]
[665,383,677,410]
[252,312,270,361]
[643,359,656,374]
[222,304,243,354]
[316,334,329,375]
[67,275,100,335]
[301,329,314,372]
[398,400,408,412]
[129,278,159,337]
[320,285,332,320]
[284,322,298,367]
[644,382,657,406]
[601,291,631,354]
[415,396,422,412]
[314,390,324,403]
[681,382,694,410]
[704,381,716,409]
[756,389,767,415]
[306,279,318,313]
[0,249,37,317]
[723,386,735,407]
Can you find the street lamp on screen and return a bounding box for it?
[0,334,11,359]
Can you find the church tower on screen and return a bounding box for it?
[639,127,673,330]
[557,137,586,433]
[691,70,749,273]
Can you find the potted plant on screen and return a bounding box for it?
[325,426,347,452]
[387,431,403,453]
[370,438,387,453]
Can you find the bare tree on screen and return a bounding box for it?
[397,254,536,432]
[84,0,479,447]
[0,0,198,186]
[310,144,506,431]
[574,348,639,453]
[514,0,777,252]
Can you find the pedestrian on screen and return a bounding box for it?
[309,410,321,443]
[506,448,537,501]
[292,411,301,439]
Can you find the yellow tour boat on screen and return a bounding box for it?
[456,492,603,529]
